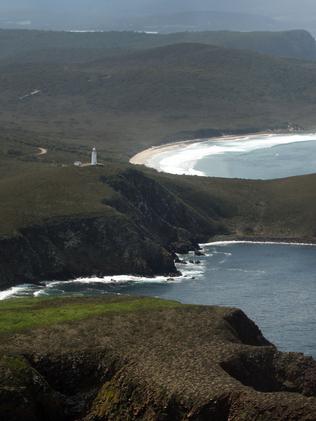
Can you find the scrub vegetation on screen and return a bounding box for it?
[0,295,316,420]
[1,32,316,167]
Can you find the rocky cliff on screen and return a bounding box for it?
[0,296,315,420]
[0,168,223,289]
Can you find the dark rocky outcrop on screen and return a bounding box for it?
[0,298,316,420]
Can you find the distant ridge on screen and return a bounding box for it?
[0,28,315,62]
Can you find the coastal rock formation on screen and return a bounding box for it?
[0,214,176,289]
[0,168,223,289]
[0,296,316,420]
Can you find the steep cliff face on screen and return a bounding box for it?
[0,214,176,289]
[0,297,315,420]
[102,168,222,251]
[0,168,223,289]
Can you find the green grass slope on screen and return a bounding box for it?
[0,296,179,334]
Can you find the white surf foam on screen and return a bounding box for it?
[146,133,316,176]
[0,285,36,300]
[44,274,175,288]
[0,265,207,300]
[201,240,316,247]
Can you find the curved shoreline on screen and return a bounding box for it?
[130,131,316,177]
[129,132,273,166]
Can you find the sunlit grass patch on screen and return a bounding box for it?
[0,296,180,334]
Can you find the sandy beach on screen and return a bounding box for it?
[129,138,200,166]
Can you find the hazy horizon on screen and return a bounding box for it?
[1,1,316,33]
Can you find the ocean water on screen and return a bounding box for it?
[2,243,316,357]
[147,133,316,179]
[195,139,316,179]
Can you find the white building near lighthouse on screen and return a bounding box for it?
[91,147,97,165]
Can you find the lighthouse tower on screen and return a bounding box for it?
[91,147,97,166]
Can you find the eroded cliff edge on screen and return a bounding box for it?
[0,296,316,420]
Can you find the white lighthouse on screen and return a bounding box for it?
[91,147,97,166]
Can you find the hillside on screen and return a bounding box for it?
[1,295,316,420]
[1,41,316,165]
